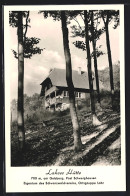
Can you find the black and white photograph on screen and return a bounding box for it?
[4,4,126,192]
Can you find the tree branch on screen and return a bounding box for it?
[24,11,29,41]
[73,17,83,31]
[80,12,84,22]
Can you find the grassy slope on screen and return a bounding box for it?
[11,106,121,166]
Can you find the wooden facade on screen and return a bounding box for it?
[40,68,94,111]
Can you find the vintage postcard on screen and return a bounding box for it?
[4,4,126,192]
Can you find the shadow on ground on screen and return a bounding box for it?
[11,110,121,166]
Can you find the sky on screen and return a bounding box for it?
[9,10,120,100]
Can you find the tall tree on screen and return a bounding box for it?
[61,11,82,151]
[84,10,101,125]
[101,10,119,109]
[90,10,101,105]
[9,11,43,151]
[71,11,104,105]
[17,11,24,150]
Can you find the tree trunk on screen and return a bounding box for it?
[61,11,82,151]
[105,22,114,109]
[84,11,101,125]
[91,11,101,104]
[11,110,12,131]
[17,11,25,151]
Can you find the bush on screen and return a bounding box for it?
[25,110,53,123]
[55,108,70,117]
[77,100,91,112]
[11,120,17,132]
[99,90,120,110]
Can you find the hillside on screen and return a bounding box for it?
[98,62,120,91]
[11,62,121,166]
[11,105,120,166]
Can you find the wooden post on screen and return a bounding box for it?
[49,94,50,111]
[55,91,56,111]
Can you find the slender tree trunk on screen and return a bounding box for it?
[84,11,101,125]
[11,110,12,131]
[91,11,100,104]
[92,40,101,104]
[105,22,114,109]
[61,11,82,151]
[17,11,25,151]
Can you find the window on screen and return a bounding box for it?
[64,91,81,98]
[63,91,69,97]
[75,92,78,97]
[75,92,81,98]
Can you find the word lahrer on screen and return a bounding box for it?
[46,169,81,175]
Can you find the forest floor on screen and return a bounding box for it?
[11,107,121,166]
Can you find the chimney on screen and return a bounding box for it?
[78,67,81,75]
[49,68,53,73]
